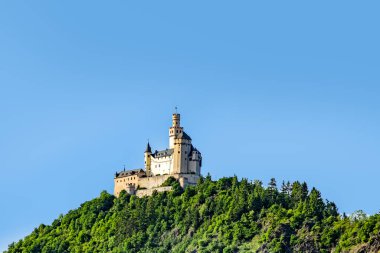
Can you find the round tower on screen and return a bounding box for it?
[172,113,180,127]
[169,113,183,148]
[144,142,152,176]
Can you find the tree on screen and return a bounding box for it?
[306,187,325,219]
[268,178,277,190]
[291,181,308,206]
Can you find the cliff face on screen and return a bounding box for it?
[5,176,380,253]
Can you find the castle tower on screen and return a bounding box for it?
[173,136,188,174]
[171,113,192,174]
[144,142,152,176]
[169,113,183,148]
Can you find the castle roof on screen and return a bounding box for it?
[152,148,174,158]
[178,131,192,140]
[190,144,200,153]
[145,142,152,153]
[115,169,146,178]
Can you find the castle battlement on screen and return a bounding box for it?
[114,113,202,197]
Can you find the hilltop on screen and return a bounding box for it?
[5,176,380,253]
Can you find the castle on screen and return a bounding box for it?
[114,113,202,197]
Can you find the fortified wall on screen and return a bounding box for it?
[135,186,173,198]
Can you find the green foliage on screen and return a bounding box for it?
[5,178,380,253]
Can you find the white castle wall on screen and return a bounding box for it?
[150,155,173,176]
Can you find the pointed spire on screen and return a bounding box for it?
[145,141,152,153]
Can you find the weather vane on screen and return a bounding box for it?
[175,106,178,114]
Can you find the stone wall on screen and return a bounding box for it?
[137,173,200,189]
[138,174,172,189]
[135,186,173,197]
[114,175,139,196]
[114,173,201,197]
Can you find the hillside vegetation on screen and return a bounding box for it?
[6,176,380,253]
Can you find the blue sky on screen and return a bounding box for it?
[1,0,380,250]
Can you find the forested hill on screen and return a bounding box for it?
[6,176,380,253]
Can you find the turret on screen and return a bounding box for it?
[172,113,180,127]
[144,142,152,176]
[145,141,152,153]
[190,148,202,175]
[169,113,183,148]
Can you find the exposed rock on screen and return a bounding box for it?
[293,234,320,253]
[256,243,270,253]
[293,224,320,253]
[354,235,380,253]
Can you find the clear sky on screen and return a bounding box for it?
[1,0,379,250]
